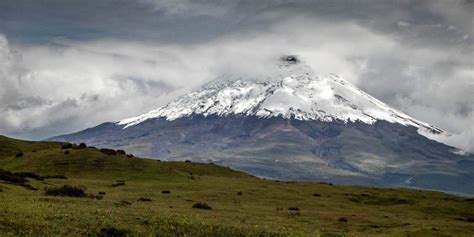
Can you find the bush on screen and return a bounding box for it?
[79,143,87,148]
[161,190,171,194]
[99,227,129,237]
[117,150,126,155]
[15,152,23,157]
[99,191,106,195]
[237,191,243,196]
[288,207,299,211]
[137,197,152,202]
[100,148,117,155]
[64,150,70,155]
[185,160,192,163]
[112,180,125,187]
[61,143,73,149]
[192,202,212,210]
[14,172,44,181]
[42,175,67,180]
[312,193,321,197]
[338,217,348,223]
[44,185,87,197]
[0,170,27,184]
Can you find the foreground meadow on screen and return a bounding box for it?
[0,136,473,236]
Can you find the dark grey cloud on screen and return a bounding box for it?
[0,0,472,152]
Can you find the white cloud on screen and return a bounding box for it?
[0,9,472,152]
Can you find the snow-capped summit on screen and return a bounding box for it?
[50,55,472,195]
[119,55,443,139]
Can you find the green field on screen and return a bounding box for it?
[0,135,473,236]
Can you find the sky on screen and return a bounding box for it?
[0,0,473,152]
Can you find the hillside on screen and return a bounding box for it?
[0,136,473,236]
[0,135,62,159]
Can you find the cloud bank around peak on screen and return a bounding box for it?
[0,0,472,152]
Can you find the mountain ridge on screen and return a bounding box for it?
[118,56,445,145]
[49,55,474,195]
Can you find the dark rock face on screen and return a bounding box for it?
[49,116,474,195]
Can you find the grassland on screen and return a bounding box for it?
[0,135,473,236]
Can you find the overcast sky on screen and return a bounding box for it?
[0,0,473,152]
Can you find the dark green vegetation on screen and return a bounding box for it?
[0,135,473,236]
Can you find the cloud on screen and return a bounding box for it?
[135,0,234,17]
[0,1,472,152]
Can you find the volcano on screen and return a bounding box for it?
[50,55,474,195]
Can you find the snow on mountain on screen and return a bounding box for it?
[118,55,445,141]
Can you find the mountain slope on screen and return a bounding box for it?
[119,56,443,140]
[50,56,474,195]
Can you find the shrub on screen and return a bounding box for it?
[312,193,321,197]
[15,152,23,157]
[42,175,67,180]
[99,227,129,237]
[192,202,212,210]
[61,143,73,149]
[117,150,126,155]
[14,172,44,181]
[237,191,243,196]
[99,191,106,195]
[161,190,171,194]
[100,148,117,155]
[185,160,192,163]
[127,154,134,158]
[64,150,70,155]
[44,185,86,197]
[137,197,152,202]
[79,143,87,148]
[288,207,299,211]
[0,170,27,184]
[112,180,125,187]
[338,217,348,222]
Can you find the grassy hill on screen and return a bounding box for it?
[0,135,473,236]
